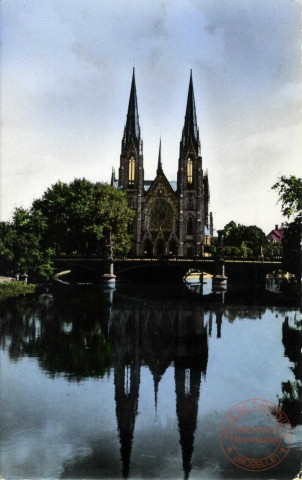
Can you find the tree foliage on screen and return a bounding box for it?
[282,217,301,278]
[272,176,302,219]
[32,179,134,256]
[272,176,301,279]
[223,221,267,257]
[12,208,55,278]
[0,179,134,279]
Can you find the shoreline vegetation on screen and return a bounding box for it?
[0,281,36,302]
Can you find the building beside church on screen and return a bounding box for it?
[111,69,213,257]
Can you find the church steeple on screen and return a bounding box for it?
[181,70,199,148]
[123,68,141,146]
[157,138,163,174]
[118,69,144,256]
[111,167,116,187]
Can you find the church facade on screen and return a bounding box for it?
[111,70,213,257]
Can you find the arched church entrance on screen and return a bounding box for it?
[155,239,165,256]
[169,238,178,256]
[143,238,153,256]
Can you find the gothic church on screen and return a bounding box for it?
[111,70,213,257]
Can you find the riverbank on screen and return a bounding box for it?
[0,281,36,301]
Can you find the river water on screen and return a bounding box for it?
[0,282,301,479]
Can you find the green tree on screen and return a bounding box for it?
[282,218,300,278]
[0,180,134,280]
[223,221,267,257]
[0,221,16,274]
[272,176,302,280]
[272,175,302,219]
[265,242,282,257]
[32,179,134,256]
[224,220,238,237]
[240,241,253,258]
[0,212,54,279]
[224,246,241,257]
[12,208,55,279]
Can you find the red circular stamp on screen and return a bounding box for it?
[219,399,292,472]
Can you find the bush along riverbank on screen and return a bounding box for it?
[0,281,36,302]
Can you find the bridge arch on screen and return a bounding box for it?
[54,261,104,283]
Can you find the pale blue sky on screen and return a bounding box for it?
[1,0,301,232]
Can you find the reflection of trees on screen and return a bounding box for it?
[0,290,113,381]
[278,316,302,427]
[223,306,266,323]
[25,324,112,381]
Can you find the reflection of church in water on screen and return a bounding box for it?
[0,287,271,479]
[111,70,213,256]
[110,292,222,479]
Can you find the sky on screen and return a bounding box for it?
[1,0,301,233]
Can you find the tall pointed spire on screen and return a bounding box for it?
[157,138,163,174]
[111,167,116,187]
[182,70,199,146]
[123,68,141,144]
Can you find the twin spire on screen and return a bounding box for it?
[157,138,163,174]
[123,68,141,144]
[124,68,199,165]
[182,70,199,145]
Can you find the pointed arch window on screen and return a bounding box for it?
[187,194,193,209]
[128,157,135,186]
[187,158,193,185]
[187,216,194,236]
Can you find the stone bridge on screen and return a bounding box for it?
[54,257,282,285]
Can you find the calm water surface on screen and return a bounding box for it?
[0,283,301,479]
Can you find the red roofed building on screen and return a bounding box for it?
[267,225,285,243]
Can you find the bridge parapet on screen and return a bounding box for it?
[53,257,282,285]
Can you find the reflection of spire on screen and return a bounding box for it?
[174,309,208,479]
[175,367,202,479]
[115,361,140,478]
[153,372,160,414]
[142,307,173,416]
[113,311,140,479]
[147,353,171,414]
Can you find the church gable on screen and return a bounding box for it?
[143,172,179,241]
[144,172,178,205]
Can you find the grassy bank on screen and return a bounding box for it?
[0,281,36,302]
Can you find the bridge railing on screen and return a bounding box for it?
[54,255,282,264]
